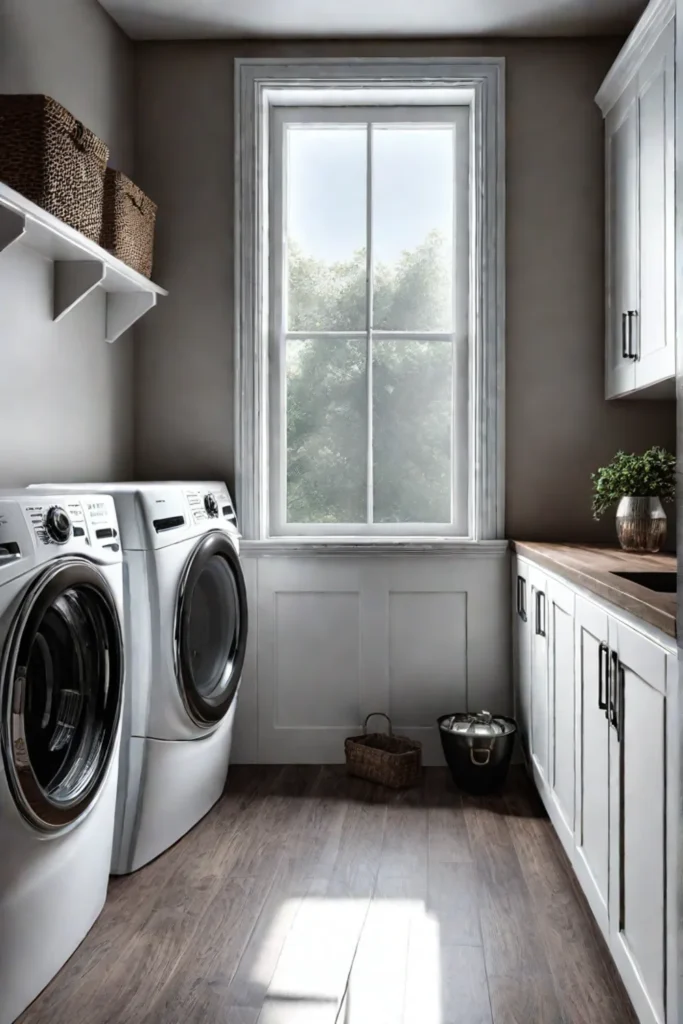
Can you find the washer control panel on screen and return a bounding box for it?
[23,498,119,548]
[185,488,237,528]
[185,489,209,524]
[25,500,86,546]
[82,498,119,547]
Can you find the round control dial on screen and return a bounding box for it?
[45,506,72,544]
[204,493,220,519]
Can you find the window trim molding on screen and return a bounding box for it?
[235,57,506,544]
[240,538,510,558]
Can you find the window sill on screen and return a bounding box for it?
[239,538,509,557]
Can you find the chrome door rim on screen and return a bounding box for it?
[173,532,248,728]
[0,558,124,833]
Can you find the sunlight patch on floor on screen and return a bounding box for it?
[256,897,442,1024]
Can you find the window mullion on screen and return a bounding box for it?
[366,124,374,527]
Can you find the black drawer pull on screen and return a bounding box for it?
[535,590,546,637]
[516,575,527,622]
[598,642,609,712]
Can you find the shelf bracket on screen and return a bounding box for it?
[105,291,157,342]
[0,207,26,255]
[53,261,106,321]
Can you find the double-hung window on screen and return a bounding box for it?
[270,105,469,537]
[236,62,504,544]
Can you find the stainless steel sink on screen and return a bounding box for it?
[610,570,677,594]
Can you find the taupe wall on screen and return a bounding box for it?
[0,0,135,485]
[134,38,677,542]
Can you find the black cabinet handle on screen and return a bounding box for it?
[598,642,609,712]
[616,662,624,744]
[535,590,546,637]
[516,576,527,622]
[621,312,629,359]
[609,650,620,736]
[627,310,638,361]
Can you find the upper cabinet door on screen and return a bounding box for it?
[597,0,675,398]
[605,90,638,398]
[636,23,675,389]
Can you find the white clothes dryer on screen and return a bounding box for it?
[32,482,248,874]
[0,492,124,1024]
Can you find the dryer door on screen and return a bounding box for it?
[1,558,124,832]
[175,532,248,726]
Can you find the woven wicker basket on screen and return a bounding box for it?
[101,168,157,278]
[0,94,108,242]
[345,713,422,789]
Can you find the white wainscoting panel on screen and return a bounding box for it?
[232,550,510,764]
[389,592,467,726]
[274,591,361,728]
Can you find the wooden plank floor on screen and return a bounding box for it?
[20,766,638,1024]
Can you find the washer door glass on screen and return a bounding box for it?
[176,532,248,725]
[2,560,123,832]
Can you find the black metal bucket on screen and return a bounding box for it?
[437,712,517,794]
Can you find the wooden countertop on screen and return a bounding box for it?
[512,542,676,639]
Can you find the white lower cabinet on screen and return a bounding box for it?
[511,557,674,1024]
[608,619,667,1024]
[529,565,549,783]
[511,561,532,761]
[574,596,611,937]
[546,578,576,856]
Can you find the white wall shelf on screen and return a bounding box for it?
[0,181,167,341]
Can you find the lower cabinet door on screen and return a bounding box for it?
[512,559,532,760]
[529,566,549,782]
[609,619,667,1024]
[574,596,611,937]
[546,578,575,854]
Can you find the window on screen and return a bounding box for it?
[270,106,469,536]
[236,61,504,546]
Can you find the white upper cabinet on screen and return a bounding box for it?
[605,88,639,396]
[597,0,675,399]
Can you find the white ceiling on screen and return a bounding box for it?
[98,0,646,40]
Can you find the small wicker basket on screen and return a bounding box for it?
[345,713,422,789]
[101,168,157,278]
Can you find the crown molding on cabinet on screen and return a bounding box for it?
[595,0,674,114]
[0,182,167,342]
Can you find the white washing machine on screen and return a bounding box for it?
[33,481,248,874]
[0,492,124,1024]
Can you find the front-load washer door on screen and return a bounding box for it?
[175,532,248,727]
[1,558,124,832]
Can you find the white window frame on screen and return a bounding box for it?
[270,104,470,537]
[235,58,505,550]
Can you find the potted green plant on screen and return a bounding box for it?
[591,447,675,553]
